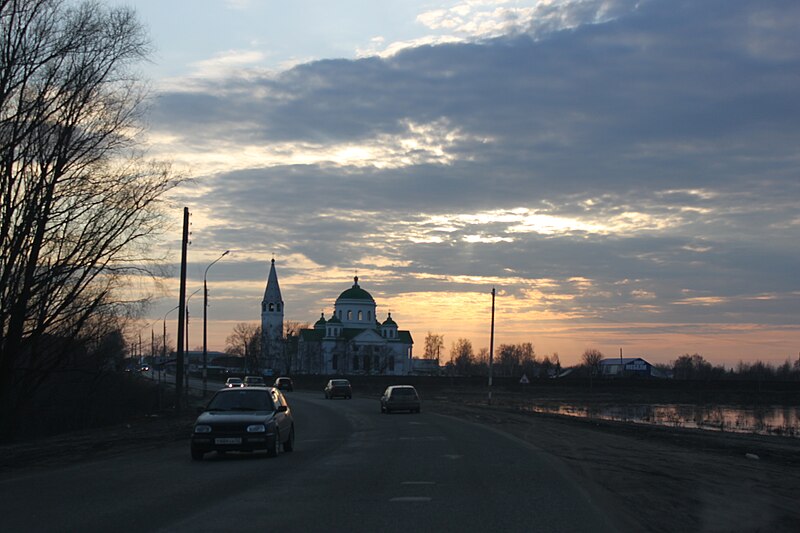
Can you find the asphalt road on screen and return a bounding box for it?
[0,391,620,532]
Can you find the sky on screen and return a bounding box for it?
[119,0,800,367]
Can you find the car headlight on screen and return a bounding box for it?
[247,424,266,433]
[194,425,212,433]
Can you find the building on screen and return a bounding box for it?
[260,259,284,372]
[599,357,668,378]
[295,276,414,375]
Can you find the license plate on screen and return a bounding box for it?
[215,437,241,445]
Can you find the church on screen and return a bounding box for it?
[260,260,414,375]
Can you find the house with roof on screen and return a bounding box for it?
[599,357,669,378]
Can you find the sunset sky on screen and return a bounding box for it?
[121,0,800,367]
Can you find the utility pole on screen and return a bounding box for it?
[488,287,495,406]
[175,207,189,412]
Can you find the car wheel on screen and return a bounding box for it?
[283,425,295,453]
[267,429,281,458]
[191,447,204,461]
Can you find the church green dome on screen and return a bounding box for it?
[337,276,375,302]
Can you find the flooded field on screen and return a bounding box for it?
[514,401,800,437]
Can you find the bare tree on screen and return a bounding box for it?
[283,321,308,338]
[451,338,474,376]
[582,348,603,388]
[0,0,179,427]
[424,332,444,364]
[225,323,260,372]
[279,321,308,374]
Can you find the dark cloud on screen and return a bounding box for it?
[152,0,799,335]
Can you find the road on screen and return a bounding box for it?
[0,391,620,532]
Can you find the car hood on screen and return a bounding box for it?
[195,411,276,425]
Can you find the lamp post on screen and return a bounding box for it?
[203,250,230,396]
[185,287,201,398]
[162,304,179,383]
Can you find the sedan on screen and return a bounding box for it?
[324,379,352,399]
[190,387,295,460]
[243,376,266,387]
[273,376,294,392]
[380,385,421,414]
[225,377,244,388]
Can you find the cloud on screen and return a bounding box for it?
[147,0,800,363]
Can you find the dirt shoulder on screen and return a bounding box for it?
[2,395,798,532]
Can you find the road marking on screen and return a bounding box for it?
[390,497,432,502]
[399,436,445,441]
[401,481,436,485]
[442,454,463,460]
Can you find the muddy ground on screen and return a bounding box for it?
[1,393,798,532]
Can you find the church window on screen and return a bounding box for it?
[363,355,370,372]
[332,353,338,370]
[368,311,371,321]
[353,356,358,371]
[374,355,379,370]
[358,310,363,321]
[277,303,281,312]
[388,356,395,371]
[347,310,352,320]
[338,310,342,319]
[269,303,274,312]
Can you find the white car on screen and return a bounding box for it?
[225,377,244,388]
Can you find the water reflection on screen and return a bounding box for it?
[518,402,800,437]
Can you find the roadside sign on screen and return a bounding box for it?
[519,373,530,384]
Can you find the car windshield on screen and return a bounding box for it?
[207,390,275,411]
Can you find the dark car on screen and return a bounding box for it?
[380,385,421,414]
[324,379,352,399]
[190,386,294,460]
[273,376,293,392]
[243,376,266,387]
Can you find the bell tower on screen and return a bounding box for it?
[261,259,284,371]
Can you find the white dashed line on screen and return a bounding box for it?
[390,497,432,502]
[401,481,436,485]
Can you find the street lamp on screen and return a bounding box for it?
[163,304,179,383]
[184,287,201,398]
[203,250,230,395]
